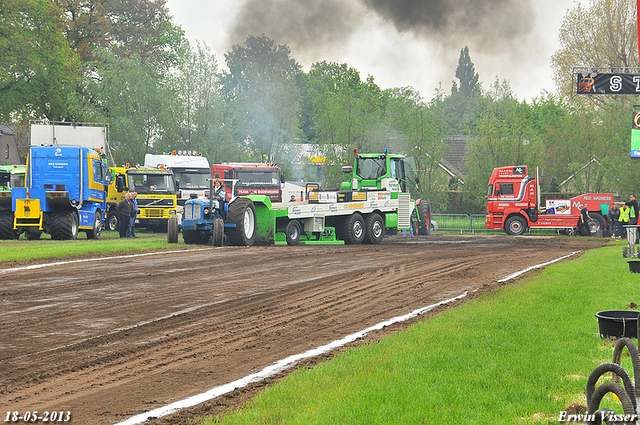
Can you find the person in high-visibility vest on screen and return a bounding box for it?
[617,194,639,242]
[620,204,630,238]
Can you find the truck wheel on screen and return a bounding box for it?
[504,215,527,236]
[86,212,102,240]
[50,211,78,240]
[364,213,384,244]
[107,210,119,231]
[210,217,224,247]
[0,211,18,240]
[342,213,365,244]
[167,216,179,244]
[417,201,431,236]
[285,220,301,245]
[227,198,257,246]
[24,228,42,240]
[589,213,606,235]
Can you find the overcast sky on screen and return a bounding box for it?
[165,0,576,102]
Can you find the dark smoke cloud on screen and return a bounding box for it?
[364,0,535,51]
[228,0,536,68]
[227,0,366,62]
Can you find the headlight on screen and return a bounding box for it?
[204,208,210,215]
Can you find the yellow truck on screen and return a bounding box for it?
[106,166,177,232]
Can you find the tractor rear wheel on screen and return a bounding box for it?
[50,211,78,240]
[210,217,224,247]
[364,213,384,244]
[342,213,365,244]
[227,198,257,246]
[167,216,179,244]
[0,211,18,240]
[417,201,431,235]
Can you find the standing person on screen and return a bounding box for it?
[128,192,138,238]
[618,195,639,242]
[116,193,132,238]
[620,204,630,238]
[608,203,620,238]
[576,205,592,236]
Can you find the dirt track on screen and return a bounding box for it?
[0,234,606,424]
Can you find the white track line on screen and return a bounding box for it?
[0,248,213,275]
[497,251,580,282]
[113,251,581,425]
[113,292,468,425]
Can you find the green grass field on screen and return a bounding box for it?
[203,241,640,425]
[0,230,190,264]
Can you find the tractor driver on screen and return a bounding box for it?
[212,178,226,210]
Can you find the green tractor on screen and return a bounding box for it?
[168,150,431,246]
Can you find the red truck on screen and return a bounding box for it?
[211,163,284,203]
[485,165,613,235]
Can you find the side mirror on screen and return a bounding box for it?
[175,180,180,192]
[0,172,10,185]
[342,166,353,174]
[281,174,286,184]
[115,174,126,192]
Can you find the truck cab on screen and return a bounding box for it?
[144,152,210,206]
[485,165,613,235]
[106,166,177,232]
[212,163,284,203]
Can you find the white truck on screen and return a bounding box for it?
[144,152,211,205]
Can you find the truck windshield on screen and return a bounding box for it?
[356,157,386,180]
[487,185,494,197]
[128,174,175,194]
[11,173,25,188]
[235,170,280,187]
[172,170,210,190]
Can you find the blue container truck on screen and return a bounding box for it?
[11,146,108,240]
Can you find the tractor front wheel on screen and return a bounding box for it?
[167,216,179,244]
[210,217,224,247]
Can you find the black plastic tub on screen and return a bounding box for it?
[629,261,640,273]
[596,310,640,338]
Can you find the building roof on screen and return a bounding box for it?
[441,135,475,180]
[0,125,16,136]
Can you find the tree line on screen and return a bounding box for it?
[1,0,639,213]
